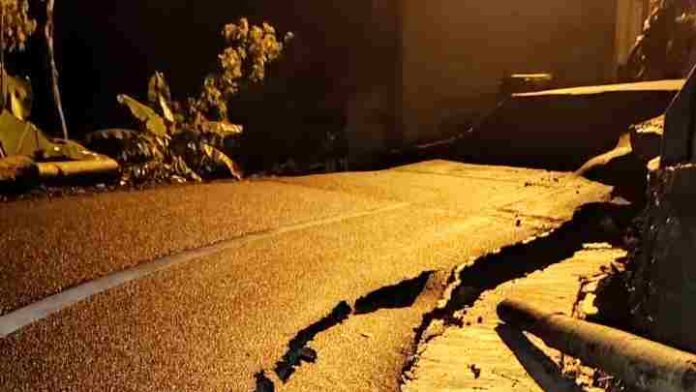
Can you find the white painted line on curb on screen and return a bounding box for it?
[0,202,410,339]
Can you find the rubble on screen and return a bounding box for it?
[0,155,36,184]
[631,115,664,162]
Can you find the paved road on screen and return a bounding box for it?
[0,160,610,391]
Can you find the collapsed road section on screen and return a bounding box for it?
[252,202,636,392]
[0,161,614,391]
[403,242,634,391]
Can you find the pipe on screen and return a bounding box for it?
[36,159,119,179]
[497,299,696,392]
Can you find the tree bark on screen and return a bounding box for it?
[45,0,68,140]
[1,3,6,110]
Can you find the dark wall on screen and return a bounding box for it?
[402,0,619,143]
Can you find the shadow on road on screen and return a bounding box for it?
[496,324,585,392]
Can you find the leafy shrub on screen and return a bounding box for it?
[0,0,36,53]
[188,18,292,126]
[87,18,292,184]
[1,0,70,141]
[0,0,36,112]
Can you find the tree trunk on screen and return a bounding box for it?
[45,0,68,140]
[1,3,6,110]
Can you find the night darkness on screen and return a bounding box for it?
[12,0,381,169]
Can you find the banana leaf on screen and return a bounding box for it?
[199,120,243,136]
[117,94,168,137]
[85,128,166,163]
[201,143,243,180]
[1,71,33,121]
[0,110,53,156]
[148,72,176,123]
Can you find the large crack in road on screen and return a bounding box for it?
[0,163,616,391]
[401,202,636,385]
[256,272,438,391]
[250,202,636,392]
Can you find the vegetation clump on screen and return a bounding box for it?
[0,10,292,189]
[0,0,36,53]
[87,18,292,184]
[0,0,36,116]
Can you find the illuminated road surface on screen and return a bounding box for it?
[0,160,611,391]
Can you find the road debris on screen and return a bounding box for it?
[469,364,482,379]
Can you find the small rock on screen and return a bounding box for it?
[299,347,317,363]
[631,115,663,162]
[469,364,482,379]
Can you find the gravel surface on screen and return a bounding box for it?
[0,180,390,315]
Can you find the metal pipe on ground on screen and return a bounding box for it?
[36,159,119,179]
[497,299,696,392]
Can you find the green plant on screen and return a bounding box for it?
[1,0,69,141]
[0,0,36,111]
[0,0,35,53]
[187,17,293,128]
[87,18,291,184]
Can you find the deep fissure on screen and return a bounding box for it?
[252,202,638,391]
[255,272,437,390]
[401,201,638,383]
[273,301,352,383]
[354,271,434,315]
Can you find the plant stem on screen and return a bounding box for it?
[45,0,68,139]
[1,2,6,110]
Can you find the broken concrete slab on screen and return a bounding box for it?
[575,134,648,202]
[662,67,696,166]
[631,115,664,162]
[403,245,626,392]
[462,80,683,171]
[0,160,612,391]
[515,80,685,97]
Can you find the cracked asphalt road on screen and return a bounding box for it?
[0,160,611,391]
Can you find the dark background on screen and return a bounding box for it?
[8,0,622,171]
[11,0,393,170]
